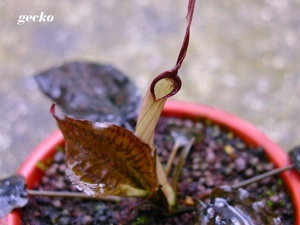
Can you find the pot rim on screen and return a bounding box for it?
[7,100,300,224]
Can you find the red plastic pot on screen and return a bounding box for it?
[5,101,300,224]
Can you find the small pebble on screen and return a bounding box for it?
[58,216,70,225]
[192,156,202,164]
[223,167,233,175]
[200,162,209,170]
[236,141,246,149]
[58,164,66,173]
[52,199,62,208]
[192,171,202,179]
[205,151,216,163]
[55,177,66,189]
[214,162,221,170]
[195,122,203,130]
[245,168,254,177]
[211,125,221,138]
[33,211,40,217]
[203,170,212,177]
[269,195,280,202]
[41,176,49,184]
[192,161,200,169]
[249,182,258,189]
[256,164,264,172]
[60,209,71,217]
[83,215,93,224]
[70,184,79,192]
[198,177,206,185]
[46,164,58,176]
[184,119,194,128]
[205,177,215,187]
[249,157,259,166]
[161,149,169,158]
[224,144,235,156]
[235,157,247,172]
[53,151,65,162]
[196,184,205,192]
[184,196,195,206]
[264,163,274,171]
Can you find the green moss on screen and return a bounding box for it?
[277,178,283,186]
[266,189,274,196]
[279,199,285,206]
[266,200,274,208]
[205,119,212,125]
[132,215,149,225]
[55,145,65,152]
[45,158,52,165]
[36,161,48,171]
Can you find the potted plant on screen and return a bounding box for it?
[3,100,300,224]
[2,0,300,224]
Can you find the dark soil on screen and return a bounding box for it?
[21,117,294,225]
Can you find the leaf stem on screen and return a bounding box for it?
[171,138,195,193]
[232,164,294,189]
[165,142,181,177]
[27,189,122,202]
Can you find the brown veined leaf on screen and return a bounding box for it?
[51,104,158,198]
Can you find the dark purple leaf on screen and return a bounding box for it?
[289,146,300,172]
[35,62,141,127]
[0,175,28,218]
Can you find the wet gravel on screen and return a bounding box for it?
[21,117,294,224]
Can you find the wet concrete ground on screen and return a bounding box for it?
[0,0,299,178]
